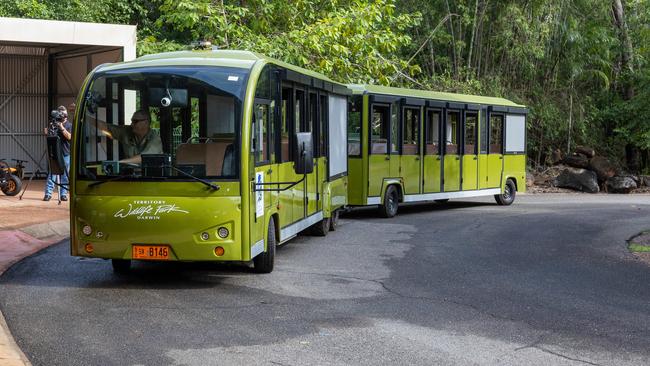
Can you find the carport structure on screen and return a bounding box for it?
[0,17,136,174]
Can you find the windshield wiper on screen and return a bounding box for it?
[167,165,220,191]
[88,173,135,188]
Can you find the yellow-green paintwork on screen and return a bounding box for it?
[487,154,504,188]
[503,154,527,193]
[478,154,490,189]
[401,155,420,194]
[71,50,348,264]
[444,155,461,191]
[462,155,478,190]
[346,84,526,208]
[422,155,441,193]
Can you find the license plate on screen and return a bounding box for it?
[132,245,170,260]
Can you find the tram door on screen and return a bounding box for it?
[401,106,421,194]
[443,110,461,191]
[462,111,479,190]
[368,104,391,197]
[423,108,442,193]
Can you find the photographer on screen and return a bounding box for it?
[43,105,72,201]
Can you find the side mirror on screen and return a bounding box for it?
[294,132,314,175]
[46,136,66,175]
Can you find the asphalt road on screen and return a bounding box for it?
[1,194,650,366]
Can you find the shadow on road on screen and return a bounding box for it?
[343,200,495,219]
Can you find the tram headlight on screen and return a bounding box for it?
[201,232,210,241]
[217,227,229,239]
[82,225,92,236]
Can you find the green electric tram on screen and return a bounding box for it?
[68,49,526,274]
[346,84,527,217]
[70,50,349,273]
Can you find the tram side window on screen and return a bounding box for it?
[480,109,488,154]
[319,94,328,157]
[347,96,362,156]
[309,92,318,156]
[402,107,420,155]
[490,114,504,154]
[390,101,400,154]
[425,110,440,155]
[253,103,274,164]
[465,112,478,154]
[446,111,460,154]
[370,105,390,154]
[280,87,293,162]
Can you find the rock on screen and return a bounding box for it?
[550,149,563,165]
[575,146,596,158]
[553,168,599,193]
[640,175,650,187]
[606,176,638,193]
[588,156,616,182]
[563,155,590,169]
[526,173,535,188]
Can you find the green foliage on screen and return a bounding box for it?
[2,0,650,171]
[152,0,421,84]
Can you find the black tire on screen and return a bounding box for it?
[311,216,331,236]
[379,185,399,218]
[495,179,516,206]
[253,218,276,273]
[112,259,131,274]
[329,209,340,231]
[1,174,21,196]
[434,199,449,203]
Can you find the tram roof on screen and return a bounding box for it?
[347,84,525,109]
[95,49,345,86]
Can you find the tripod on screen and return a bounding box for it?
[19,149,67,205]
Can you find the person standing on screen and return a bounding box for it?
[43,105,73,201]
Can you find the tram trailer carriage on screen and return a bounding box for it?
[345,84,527,217]
[70,50,349,273]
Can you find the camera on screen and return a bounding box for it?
[47,110,66,136]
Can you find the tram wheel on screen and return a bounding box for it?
[311,215,331,236]
[495,179,516,206]
[379,185,399,218]
[329,209,340,231]
[253,218,276,273]
[111,259,131,274]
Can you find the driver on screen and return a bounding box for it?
[96,110,163,164]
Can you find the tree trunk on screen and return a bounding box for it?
[612,0,633,100]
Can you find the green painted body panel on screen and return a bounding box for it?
[478,154,490,189]
[444,155,461,191]
[462,155,478,190]
[71,50,350,264]
[368,155,389,197]
[503,154,527,193]
[422,155,442,193]
[389,155,400,178]
[487,154,504,188]
[71,182,243,261]
[277,162,300,227]
[347,158,364,205]
[401,155,420,194]
[326,176,348,214]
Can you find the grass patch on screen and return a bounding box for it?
[628,243,650,253]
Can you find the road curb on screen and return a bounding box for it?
[0,219,69,366]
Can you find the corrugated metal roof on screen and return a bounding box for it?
[0,45,47,56]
